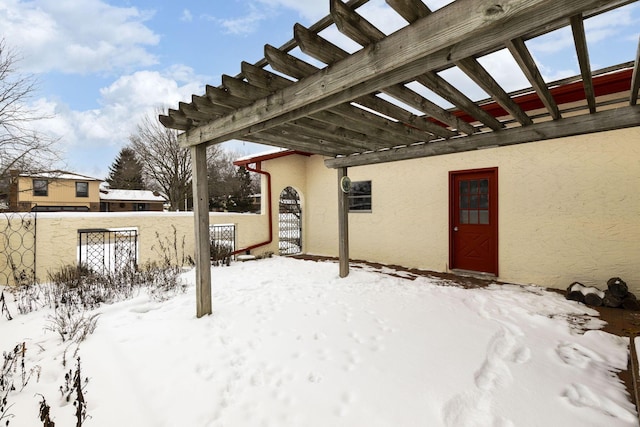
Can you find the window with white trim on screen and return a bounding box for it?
[349,180,371,212]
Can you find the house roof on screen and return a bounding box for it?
[160,0,640,169]
[100,189,166,203]
[19,170,103,181]
[234,149,312,167]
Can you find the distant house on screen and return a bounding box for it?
[8,170,103,212]
[6,170,166,213]
[99,188,166,212]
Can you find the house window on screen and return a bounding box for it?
[76,182,89,197]
[349,180,372,212]
[33,179,48,197]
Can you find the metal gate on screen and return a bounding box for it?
[78,228,138,274]
[209,223,236,265]
[0,212,36,286]
[279,187,302,255]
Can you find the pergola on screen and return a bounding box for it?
[161,0,640,317]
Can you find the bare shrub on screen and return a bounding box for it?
[210,241,232,267]
[0,291,12,320]
[11,283,43,315]
[137,262,187,301]
[1,342,41,425]
[44,305,99,344]
[59,358,89,427]
[151,224,193,268]
[37,394,55,427]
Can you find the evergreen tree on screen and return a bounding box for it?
[227,166,254,212]
[106,147,145,190]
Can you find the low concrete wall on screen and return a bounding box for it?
[14,211,273,283]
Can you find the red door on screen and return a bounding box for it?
[450,168,498,275]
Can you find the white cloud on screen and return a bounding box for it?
[476,49,531,93]
[27,65,209,176]
[203,3,270,36]
[0,0,159,74]
[180,9,193,23]
[255,0,327,22]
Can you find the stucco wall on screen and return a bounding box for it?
[268,128,640,293]
[261,154,309,252]
[23,211,270,282]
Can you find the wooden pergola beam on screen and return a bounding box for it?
[263,45,439,144]
[385,0,430,23]
[263,44,445,141]
[384,1,533,127]
[506,37,561,120]
[178,0,603,147]
[293,24,466,136]
[570,14,596,113]
[332,0,504,131]
[325,105,640,168]
[631,36,640,106]
[222,75,379,153]
[455,57,533,126]
[240,61,434,148]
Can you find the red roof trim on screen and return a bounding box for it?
[233,150,312,166]
[450,68,633,124]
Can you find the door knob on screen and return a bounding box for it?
[453,226,458,232]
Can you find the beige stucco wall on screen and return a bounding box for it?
[267,128,640,293]
[27,211,270,282]
[260,154,309,252]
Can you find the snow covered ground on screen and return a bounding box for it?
[1,257,637,426]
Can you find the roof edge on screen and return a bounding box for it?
[233,149,312,166]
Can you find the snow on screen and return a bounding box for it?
[1,257,637,427]
[570,282,606,298]
[99,189,165,202]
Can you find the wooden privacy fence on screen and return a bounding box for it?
[0,211,273,285]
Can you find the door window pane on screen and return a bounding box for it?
[458,178,490,225]
[479,210,489,224]
[479,179,489,194]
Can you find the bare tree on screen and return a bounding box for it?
[0,38,59,197]
[130,111,222,211]
[207,150,259,212]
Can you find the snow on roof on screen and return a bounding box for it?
[234,149,312,166]
[100,189,166,202]
[234,147,289,163]
[19,170,103,181]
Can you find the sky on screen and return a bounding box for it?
[0,0,639,180]
[1,256,636,426]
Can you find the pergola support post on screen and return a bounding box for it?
[191,144,212,317]
[338,167,349,277]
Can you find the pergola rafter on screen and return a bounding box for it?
[160,0,640,317]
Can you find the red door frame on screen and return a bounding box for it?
[449,167,499,275]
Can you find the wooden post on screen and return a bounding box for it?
[337,167,349,277]
[191,144,212,317]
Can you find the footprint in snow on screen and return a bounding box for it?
[563,383,637,422]
[555,342,603,369]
